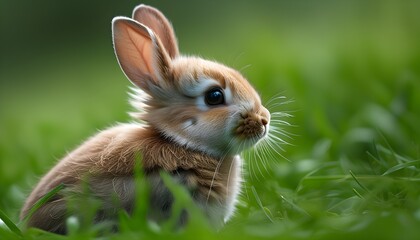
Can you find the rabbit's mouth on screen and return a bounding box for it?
[235,112,269,141]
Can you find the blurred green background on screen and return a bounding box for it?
[1,0,420,239]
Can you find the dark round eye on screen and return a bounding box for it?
[205,87,225,106]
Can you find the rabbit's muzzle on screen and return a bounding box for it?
[236,111,269,139]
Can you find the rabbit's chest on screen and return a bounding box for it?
[196,155,242,226]
[144,151,242,227]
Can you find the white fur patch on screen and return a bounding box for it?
[223,155,242,222]
[182,119,195,129]
[223,86,233,105]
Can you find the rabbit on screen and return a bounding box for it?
[20,4,272,234]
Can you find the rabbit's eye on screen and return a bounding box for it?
[205,87,225,106]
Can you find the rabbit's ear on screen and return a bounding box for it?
[112,17,171,92]
[132,5,179,59]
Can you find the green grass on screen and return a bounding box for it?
[1,1,420,239]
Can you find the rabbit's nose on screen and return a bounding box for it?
[261,117,268,126]
[259,106,270,125]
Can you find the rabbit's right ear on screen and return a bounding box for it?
[132,5,179,59]
[112,17,171,92]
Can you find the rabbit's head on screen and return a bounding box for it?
[112,5,270,158]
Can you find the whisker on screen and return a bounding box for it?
[186,131,257,207]
[270,119,293,126]
[254,144,268,180]
[264,92,287,107]
[255,143,273,179]
[267,133,290,146]
[265,138,291,162]
[269,127,294,140]
[252,148,265,182]
[224,138,242,198]
[206,152,225,206]
[270,111,294,118]
[267,99,295,108]
[239,64,252,73]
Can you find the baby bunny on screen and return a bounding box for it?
[20,4,271,234]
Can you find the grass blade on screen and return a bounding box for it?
[349,170,370,193]
[0,208,22,237]
[251,186,274,223]
[20,183,65,225]
[382,160,420,175]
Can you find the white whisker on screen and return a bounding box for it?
[206,153,224,206]
[267,133,290,146]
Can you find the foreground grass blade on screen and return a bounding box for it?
[20,183,65,225]
[0,208,22,237]
[159,171,210,231]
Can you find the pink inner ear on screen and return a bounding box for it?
[113,18,159,89]
[113,17,173,93]
[126,27,155,77]
[132,5,179,59]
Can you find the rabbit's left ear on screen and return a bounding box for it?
[132,4,179,59]
[112,17,171,92]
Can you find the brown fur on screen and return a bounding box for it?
[21,125,236,232]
